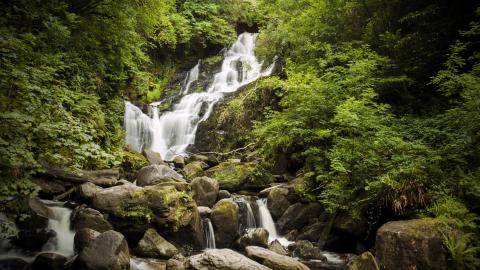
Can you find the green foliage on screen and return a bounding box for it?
[442,231,480,270]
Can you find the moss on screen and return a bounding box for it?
[118,204,154,222]
[293,177,316,201]
[122,148,149,172]
[207,161,274,191]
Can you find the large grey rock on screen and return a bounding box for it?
[375,218,447,270]
[74,228,100,253]
[267,187,290,220]
[73,230,130,270]
[292,240,325,260]
[76,182,102,202]
[245,246,310,270]
[238,228,269,249]
[91,184,140,214]
[137,165,185,187]
[191,177,219,207]
[188,249,270,270]
[268,239,288,256]
[210,199,239,248]
[143,150,164,165]
[277,203,322,233]
[72,207,113,232]
[137,228,179,259]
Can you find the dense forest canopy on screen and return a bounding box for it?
[1,0,480,268]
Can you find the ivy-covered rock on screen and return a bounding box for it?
[206,162,274,192]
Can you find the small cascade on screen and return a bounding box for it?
[42,202,75,257]
[256,198,292,246]
[181,61,200,95]
[124,33,275,160]
[234,197,256,233]
[203,218,216,249]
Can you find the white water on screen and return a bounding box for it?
[124,33,275,160]
[203,218,216,249]
[42,205,75,257]
[256,199,293,246]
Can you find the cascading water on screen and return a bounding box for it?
[42,203,75,257]
[256,198,292,246]
[235,197,256,232]
[203,218,216,249]
[124,33,275,160]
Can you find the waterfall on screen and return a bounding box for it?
[42,202,75,257]
[256,198,292,246]
[124,33,275,160]
[203,218,216,249]
[235,197,256,232]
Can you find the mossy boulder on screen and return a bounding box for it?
[375,218,447,270]
[122,148,149,181]
[183,162,205,180]
[210,199,240,248]
[206,162,274,192]
[267,187,291,220]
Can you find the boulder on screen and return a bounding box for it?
[183,162,205,180]
[91,184,140,214]
[268,239,288,256]
[206,162,275,192]
[76,182,102,203]
[186,154,210,164]
[292,240,325,260]
[277,203,322,233]
[238,228,269,249]
[197,206,212,217]
[143,150,164,165]
[73,230,130,270]
[245,246,310,270]
[191,177,219,207]
[166,254,187,270]
[333,211,368,237]
[375,218,447,270]
[72,207,113,232]
[31,252,67,270]
[297,222,325,242]
[137,228,179,259]
[29,197,54,220]
[346,252,380,270]
[266,187,290,220]
[210,199,239,248]
[188,248,270,270]
[74,228,100,253]
[218,190,231,200]
[137,165,185,187]
[164,206,204,250]
[173,156,186,168]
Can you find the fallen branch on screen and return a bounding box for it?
[195,143,256,156]
[53,187,76,201]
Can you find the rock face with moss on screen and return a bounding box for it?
[206,161,274,192]
[91,183,197,240]
[375,218,447,270]
[210,199,240,248]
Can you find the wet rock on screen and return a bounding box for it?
[31,252,68,270]
[375,218,447,270]
[218,190,231,200]
[245,246,310,270]
[210,199,239,248]
[73,230,130,270]
[137,228,179,259]
[277,203,322,233]
[297,222,325,242]
[197,206,212,217]
[268,239,288,256]
[29,197,54,220]
[166,254,187,270]
[143,150,164,165]
[137,165,185,187]
[165,206,203,250]
[206,162,274,192]
[72,207,113,232]
[266,187,290,220]
[74,228,100,253]
[91,184,140,214]
[76,182,102,203]
[183,162,205,180]
[238,228,269,249]
[292,240,325,260]
[173,156,186,168]
[188,248,270,270]
[191,177,219,207]
[346,252,380,270]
